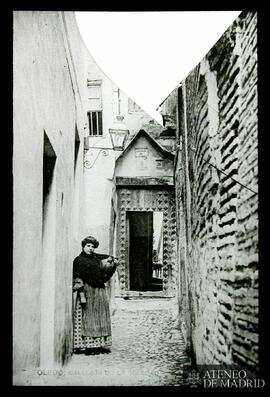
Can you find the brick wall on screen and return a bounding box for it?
[173,12,258,371]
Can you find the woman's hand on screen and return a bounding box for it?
[73,277,84,291]
[106,256,119,265]
[113,257,120,266]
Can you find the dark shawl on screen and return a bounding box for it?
[73,251,117,289]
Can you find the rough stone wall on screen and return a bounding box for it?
[13,11,87,379]
[173,12,258,370]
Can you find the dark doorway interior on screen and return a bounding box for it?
[128,211,163,292]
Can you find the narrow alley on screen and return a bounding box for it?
[13,11,259,388]
[22,299,191,386]
[67,298,191,386]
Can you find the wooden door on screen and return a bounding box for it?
[128,211,153,291]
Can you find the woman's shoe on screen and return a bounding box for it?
[73,348,86,354]
[85,348,102,355]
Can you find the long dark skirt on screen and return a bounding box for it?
[73,283,112,349]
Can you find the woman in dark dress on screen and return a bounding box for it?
[73,236,118,354]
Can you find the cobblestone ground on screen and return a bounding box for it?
[22,298,191,386]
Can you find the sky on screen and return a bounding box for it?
[75,11,241,124]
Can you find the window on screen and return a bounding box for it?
[87,80,103,136]
[87,111,103,136]
[128,98,142,113]
[87,80,102,109]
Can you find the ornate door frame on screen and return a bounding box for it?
[115,186,177,297]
